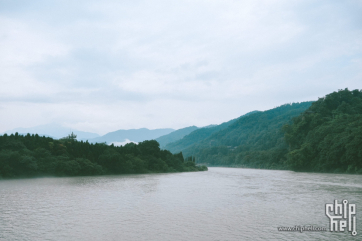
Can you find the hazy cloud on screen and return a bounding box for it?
[1,0,361,134]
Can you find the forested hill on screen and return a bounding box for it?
[283,88,362,173]
[163,111,259,154]
[173,88,362,174]
[0,134,207,179]
[176,102,313,169]
[155,126,199,148]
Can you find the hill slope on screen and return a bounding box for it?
[176,102,313,169]
[155,126,199,148]
[284,88,362,173]
[88,128,175,144]
[164,111,259,153]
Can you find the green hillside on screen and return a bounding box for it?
[284,88,362,173]
[166,88,362,174]
[155,126,199,148]
[179,102,313,169]
[163,111,259,153]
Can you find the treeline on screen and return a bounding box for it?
[283,88,362,173]
[0,134,207,179]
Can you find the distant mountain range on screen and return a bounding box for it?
[3,124,176,145]
[2,109,279,150]
[160,102,313,169]
[3,123,100,140]
[3,89,360,174]
[2,108,285,152]
[87,128,175,144]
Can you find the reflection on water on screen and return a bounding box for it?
[0,168,361,241]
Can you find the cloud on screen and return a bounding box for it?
[0,0,361,134]
[110,140,138,147]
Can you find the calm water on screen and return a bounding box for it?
[0,167,361,241]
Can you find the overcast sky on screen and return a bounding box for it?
[1,0,361,135]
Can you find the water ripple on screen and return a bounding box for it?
[0,168,361,240]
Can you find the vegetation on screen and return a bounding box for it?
[2,89,360,178]
[283,88,362,174]
[163,88,362,174]
[155,126,199,148]
[174,102,313,169]
[164,111,259,153]
[0,134,207,179]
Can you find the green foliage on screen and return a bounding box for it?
[60,132,77,141]
[179,88,361,174]
[164,111,259,153]
[182,155,207,171]
[165,102,312,170]
[0,133,207,179]
[284,88,362,173]
[155,126,199,148]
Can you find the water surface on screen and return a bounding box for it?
[1,168,361,240]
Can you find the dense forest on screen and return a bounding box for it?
[283,88,362,173]
[0,133,207,179]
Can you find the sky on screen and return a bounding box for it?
[1,0,361,135]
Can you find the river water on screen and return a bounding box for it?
[0,167,361,240]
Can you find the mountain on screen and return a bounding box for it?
[283,89,362,173]
[163,111,259,153]
[202,124,217,128]
[87,128,175,144]
[160,102,312,170]
[4,124,175,145]
[179,102,313,168]
[155,126,199,148]
[3,123,100,140]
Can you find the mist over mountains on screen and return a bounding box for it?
[3,124,176,146]
[3,123,100,140]
[2,89,361,174]
[88,128,175,144]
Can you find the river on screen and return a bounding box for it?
[0,167,361,240]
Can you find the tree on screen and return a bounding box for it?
[68,132,77,140]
